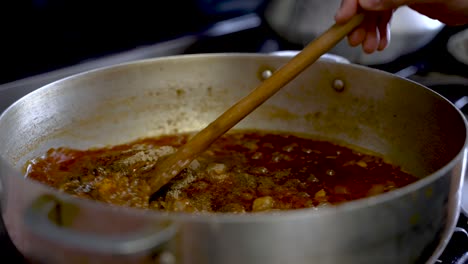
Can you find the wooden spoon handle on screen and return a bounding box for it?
[149,14,365,193]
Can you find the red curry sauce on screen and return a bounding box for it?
[24,130,419,213]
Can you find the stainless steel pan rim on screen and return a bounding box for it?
[1,52,466,224]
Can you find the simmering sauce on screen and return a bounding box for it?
[25,130,419,213]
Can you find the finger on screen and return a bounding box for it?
[377,24,390,51]
[363,29,379,54]
[335,0,360,23]
[348,26,367,47]
[362,15,379,53]
[359,0,420,11]
[376,11,392,50]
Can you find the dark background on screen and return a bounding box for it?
[1,1,468,263]
[3,0,468,85]
[0,0,267,84]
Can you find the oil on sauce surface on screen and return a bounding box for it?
[24,130,418,213]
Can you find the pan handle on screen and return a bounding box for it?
[23,194,178,255]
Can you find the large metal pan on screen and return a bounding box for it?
[0,53,466,264]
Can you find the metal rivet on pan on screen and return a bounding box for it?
[261,69,273,80]
[332,79,345,92]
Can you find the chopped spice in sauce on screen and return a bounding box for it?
[24,130,419,213]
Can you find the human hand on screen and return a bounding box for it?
[335,0,468,53]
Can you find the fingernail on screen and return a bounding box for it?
[334,7,344,20]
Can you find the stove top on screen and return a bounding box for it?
[1,12,468,264]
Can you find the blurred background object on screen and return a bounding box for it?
[448,27,468,66]
[0,0,264,84]
[1,0,466,84]
[264,0,444,65]
[0,1,467,262]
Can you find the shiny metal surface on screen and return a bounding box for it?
[0,54,466,264]
[24,195,177,255]
[0,37,198,114]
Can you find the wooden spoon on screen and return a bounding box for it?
[148,14,365,194]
